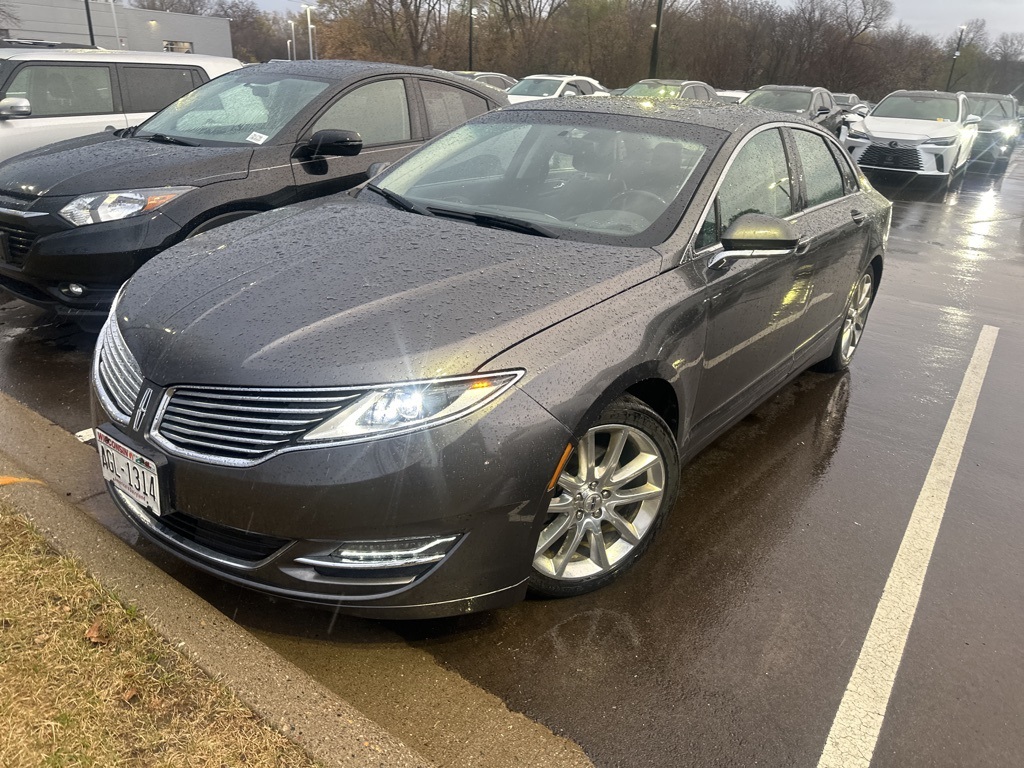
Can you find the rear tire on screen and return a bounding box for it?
[529,395,679,598]
[815,266,876,373]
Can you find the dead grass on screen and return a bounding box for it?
[0,500,320,768]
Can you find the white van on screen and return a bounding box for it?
[0,49,241,163]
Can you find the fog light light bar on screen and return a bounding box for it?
[296,535,460,570]
[61,283,87,297]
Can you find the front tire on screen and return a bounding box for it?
[529,395,679,598]
[816,266,876,373]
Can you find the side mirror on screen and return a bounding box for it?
[366,161,391,178]
[964,114,981,126]
[851,104,869,116]
[817,106,831,116]
[709,213,799,270]
[303,129,362,157]
[0,97,31,119]
[561,91,577,98]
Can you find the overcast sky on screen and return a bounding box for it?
[255,0,1024,40]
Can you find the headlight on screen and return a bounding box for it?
[59,186,194,226]
[923,136,956,146]
[999,125,1018,137]
[301,370,524,442]
[847,128,869,140]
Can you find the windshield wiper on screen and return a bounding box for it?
[143,133,198,147]
[365,183,433,217]
[429,207,558,239]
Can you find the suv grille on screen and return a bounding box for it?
[96,321,144,424]
[859,144,923,171]
[0,222,38,266]
[154,386,365,464]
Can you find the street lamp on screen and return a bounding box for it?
[648,0,666,79]
[469,3,478,71]
[301,4,314,60]
[310,24,317,60]
[288,19,297,61]
[946,24,967,91]
[287,38,293,61]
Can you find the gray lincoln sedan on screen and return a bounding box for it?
[91,99,891,618]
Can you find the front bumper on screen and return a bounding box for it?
[846,136,956,176]
[91,380,574,619]
[0,208,181,318]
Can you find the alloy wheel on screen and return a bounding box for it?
[840,272,873,364]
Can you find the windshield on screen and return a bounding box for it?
[967,96,1014,120]
[508,78,563,97]
[871,95,959,121]
[623,82,682,99]
[741,89,812,113]
[834,94,858,106]
[369,116,716,243]
[137,71,331,146]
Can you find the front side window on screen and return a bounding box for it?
[312,79,411,145]
[140,71,331,145]
[717,128,793,230]
[4,65,113,117]
[792,130,845,208]
[420,80,488,138]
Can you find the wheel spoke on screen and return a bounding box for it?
[578,431,597,483]
[536,511,573,555]
[606,509,641,545]
[598,428,628,485]
[558,470,583,494]
[609,451,659,489]
[608,483,663,507]
[587,529,610,570]
[553,523,586,577]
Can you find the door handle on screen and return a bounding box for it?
[851,209,867,225]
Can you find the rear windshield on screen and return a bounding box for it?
[742,90,812,113]
[871,95,959,121]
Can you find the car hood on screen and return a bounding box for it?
[861,116,960,142]
[0,132,253,199]
[118,198,662,388]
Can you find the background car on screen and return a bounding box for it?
[450,70,518,90]
[620,79,720,101]
[0,60,507,326]
[844,90,979,184]
[965,91,1019,172]
[506,74,609,103]
[741,85,844,135]
[90,99,889,619]
[833,92,863,111]
[0,48,242,163]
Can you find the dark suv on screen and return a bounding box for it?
[0,60,506,327]
[965,91,1019,172]
[741,85,844,135]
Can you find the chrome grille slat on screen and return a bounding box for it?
[95,321,144,424]
[154,384,368,465]
[101,366,136,412]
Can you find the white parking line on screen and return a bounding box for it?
[817,324,999,768]
[74,428,95,443]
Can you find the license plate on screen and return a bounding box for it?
[97,429,162,515]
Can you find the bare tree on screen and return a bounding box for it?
[0,0,19,26]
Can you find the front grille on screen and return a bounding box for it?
[0,222,38,266]
[859,144,923,171]
[158,510,291,563]
[96,321,144,424]
[154,385,365,464]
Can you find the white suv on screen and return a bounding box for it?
[844,90,979,180]
[507,75,609,104]
[0,49,241,164]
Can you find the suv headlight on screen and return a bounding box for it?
[302,370,524,442]
[59,187,194,227]
[847,128,869,140]
[923,136,956,146]
[999,125,1018,137]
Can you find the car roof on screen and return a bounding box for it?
[964,91,1016,101]
[504,96,825,134]
[249,59,494,85]
[0,48,239,67]
[886,90,959,99]
[753,84,825,93]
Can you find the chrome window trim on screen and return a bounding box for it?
[0,207,47,218]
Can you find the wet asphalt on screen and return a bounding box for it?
[1,158,1022,767]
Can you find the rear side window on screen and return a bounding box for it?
[4,64,113,117]
[792,129,845,208]
[420,80,489,137]
[121,66,197,113]
[313,79,411,145]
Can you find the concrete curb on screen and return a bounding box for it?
[0,392,433,768]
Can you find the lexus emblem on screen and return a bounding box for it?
[132,388,153,432]
[888,140,900,148]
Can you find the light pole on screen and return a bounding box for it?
[310,24,317,60]
[469,3,477,71]
[82,0,96,46]
[288,20,297,60]
[107,0,122,49]
[946,25,967,91]
[648,0,665,79]
[287,38,293,60]
[301,4,314,60]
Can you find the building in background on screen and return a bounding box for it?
[1,0,232,57]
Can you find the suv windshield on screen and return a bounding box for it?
[508,78,563,97]
[742,90,812,113]
[967,96,1014,121]
[871,95,959,121]
[623,82,682,98]
[369,115,718,244]
[137,71,330,146]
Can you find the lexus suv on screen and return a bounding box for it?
[844,90,980,183]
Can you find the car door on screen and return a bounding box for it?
[690,127,812,428]
[119,64,205,128]
[785,127,872,362]
[291,77,421,200]
[0,62,125,162]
